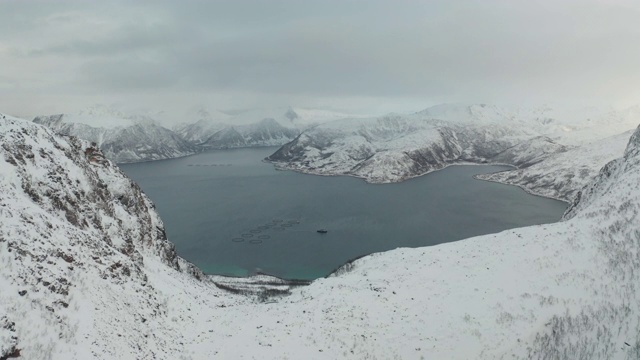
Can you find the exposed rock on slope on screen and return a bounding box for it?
[0,114,204,358]
[33,112,196,163]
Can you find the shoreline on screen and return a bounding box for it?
[267,158,572,204]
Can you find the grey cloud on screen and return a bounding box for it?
[1,0,639,116]
[28,23,180,57]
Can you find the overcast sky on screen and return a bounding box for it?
[1,0,639,119]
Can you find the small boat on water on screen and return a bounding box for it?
[317,229,328,234]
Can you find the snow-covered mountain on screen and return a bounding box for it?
[267,107,540,183]
[197,118,300,149]
[173,106,358,148]
[3,112,640,358]
[268,103,639,202]
[33,106,196,163]
[171,107,230,144]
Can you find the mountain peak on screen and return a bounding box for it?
[285,107,299,121]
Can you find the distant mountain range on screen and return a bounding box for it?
[31,105,352,163]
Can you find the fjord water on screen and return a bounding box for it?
[120,147,567,280]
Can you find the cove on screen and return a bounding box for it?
[120,147,568,280]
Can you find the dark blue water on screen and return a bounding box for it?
[120,147,567,280]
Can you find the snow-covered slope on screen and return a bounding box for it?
[0,113,208,358]
[3,112,640,359]
[478,130,635,201]
[33,106,196,163]
[203,123,640,359]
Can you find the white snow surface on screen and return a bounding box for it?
[2,113,640,359]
